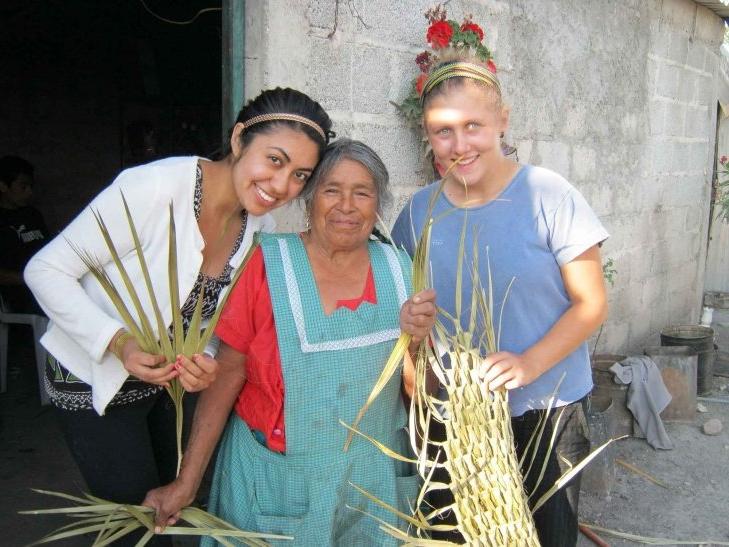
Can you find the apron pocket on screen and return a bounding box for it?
[396,472,422,513]
[253,458,309,518]
[251,513,303,544]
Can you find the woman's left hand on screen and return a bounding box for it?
[479,351,544,391]
[174,353,219,392]
[400,288,437,347]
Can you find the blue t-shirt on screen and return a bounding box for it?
[391,164,609,417]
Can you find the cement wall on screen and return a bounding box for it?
[246,0,725,355]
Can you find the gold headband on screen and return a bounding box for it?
[420,62,501,105]
[242,113,327,141]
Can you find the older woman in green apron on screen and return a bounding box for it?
[144,139,436,545]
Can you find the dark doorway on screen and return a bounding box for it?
[0,0,222,231]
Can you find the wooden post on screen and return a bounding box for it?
[222,0,245,143]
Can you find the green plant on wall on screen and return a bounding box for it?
[715,156,729,224]
[602,257,617,287]
[592,257,617,360]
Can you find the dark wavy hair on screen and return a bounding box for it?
[224,88,334,158]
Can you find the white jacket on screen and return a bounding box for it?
[25,156,275,414]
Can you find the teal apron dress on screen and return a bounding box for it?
[203,233,420,546]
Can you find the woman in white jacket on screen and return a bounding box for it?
[25,88,333,546]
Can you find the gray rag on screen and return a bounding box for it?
[609,356,674,450]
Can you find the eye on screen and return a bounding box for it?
[294,171,309,183]
[437,127,451,136]
[269,155,282,165]
[466,122,480,130]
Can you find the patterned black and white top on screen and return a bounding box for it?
[46,163,248,411]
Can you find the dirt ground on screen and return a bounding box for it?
[2,330,728,546]
[577,374,729,547]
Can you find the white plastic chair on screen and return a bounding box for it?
[0,293,50,405]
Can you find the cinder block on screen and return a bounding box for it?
[686,42,705,71]
[694,73,715,106]
[677,69,697,103]
[357,0,435,48]
[514,139,533,164]
[649,99,667,136]
[665,102,686,137]
[695,2,724,45]
[646,57,658,95]
[651,23,672,59]
[352,45,393,115]
[306,39,354,112]
[671,141,692,172]
[656,62,681,98]
[559,105,588,140]
[572,146,596,182]
[306,0,336,30]
[534,140,571,179]
[352,122,421,188]
[685,105,710,139]
[669,29,689,65]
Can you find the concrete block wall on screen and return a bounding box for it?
[246,0,725,355]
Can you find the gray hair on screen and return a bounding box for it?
[300,138,392,215]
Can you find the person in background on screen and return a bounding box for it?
[0,155,49,314]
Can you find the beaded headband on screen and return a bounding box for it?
[420,61,501,105]
[242,113,327,141]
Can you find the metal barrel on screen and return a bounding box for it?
[660,325,715,395]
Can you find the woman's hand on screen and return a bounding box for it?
[400,288,437,348]
[118,338,176,387]
[174,353,219,392]
[142,479,196,533]
[479,351,544,391]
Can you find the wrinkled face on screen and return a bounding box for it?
[424,81,509,189]
[309,159,378,251]
[0,173,33,208]
[230,125,320,216]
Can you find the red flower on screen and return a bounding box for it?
[461,22,484,41]
[426,20,453,49]
[721,155,728,165]
[415,51,432,72]
[416,73,429,95]
[487,59,497,74]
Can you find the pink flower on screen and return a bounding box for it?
[721,155,728,165]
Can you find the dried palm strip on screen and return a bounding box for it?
[21,490,289,546]
[580,523,729,546]
[614,458,669,489]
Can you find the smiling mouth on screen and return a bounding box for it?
[455,156,478,167]
[256,185,276,203]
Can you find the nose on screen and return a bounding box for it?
[270,170,290,196]
[337,191,355,212]
[452,131,468,156]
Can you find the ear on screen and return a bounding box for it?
[498,104,511,134]
[230,122,246,158]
